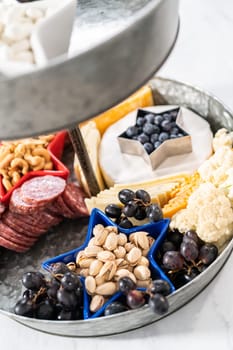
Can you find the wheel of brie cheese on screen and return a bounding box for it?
[99,106,213,186]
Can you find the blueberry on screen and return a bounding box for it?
[170,110,179,120]
[154,115,163,125]
[162,113,172,122]
[161,120,172,132]
[143,123,158,136]
[125,126,139,138]
[159,132,169,142]
[145,113,155,123]
[154,141,162,149]
[170,134,177,139]
[177,133,185,138]
[170,127,179,135]
[136,117,145,126]
[143,142,154,154]
[150,133,159,143]
[137,133,149,144]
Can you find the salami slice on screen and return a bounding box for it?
[0,220,36,245]
[0,223,30,252]
[10,188,47,215]
[62,183,88,217]
[14,210,62,230]
[3,212,47,236]
[21,175,66,205]
[49,195,77,219]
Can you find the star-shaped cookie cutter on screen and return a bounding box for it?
[42,208,176,319]
[118,107,192,170]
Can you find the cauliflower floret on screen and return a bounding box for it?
[170,182,233,247]
[198,146,233,186]
[213,128,233,152]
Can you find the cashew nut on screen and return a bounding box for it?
[32,147,51,162]
[10,158,29,175]
[14,143,26,158]
[44,161,53,170]
[11,171,21,185]
[2,177,13,191]
[0,153,15,169]
[33,157,45,171]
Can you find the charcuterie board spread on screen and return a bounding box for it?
[0,81,233,333]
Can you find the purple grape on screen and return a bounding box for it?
[22,272,45,291]
[104,301,128,316]
[184,230,200,245]
[50,262,70,275]
[61,272,81,292]
[146,203,163,222]
[180,241,199,262]
[35,300,56,320]
[149,293,169,315]
[198,244,218,265]
[161,241,177,253]
[147,279,170,296]
[122,201,138,217]
[126,290,145,309]
[57,289,78,310]
[135,189,151,204]
[14,298,34,317]
[118,218,133,229]
[105,203,122,219]
[118,277,136,294]
[118,189,135,204]
[134,206,147,220]
[162,251,184,270]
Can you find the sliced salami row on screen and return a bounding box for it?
[0,175,88,253]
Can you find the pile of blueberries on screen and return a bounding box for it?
[121,108,187,154]
[157,229,218,288]
[105,188,163,229]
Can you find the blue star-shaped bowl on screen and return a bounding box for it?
[42,208,176,319]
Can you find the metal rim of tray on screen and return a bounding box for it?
[1,76,233,336]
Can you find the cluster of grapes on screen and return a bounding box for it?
[122,108,187,154]
[158,229,218,288]
[104,277,170,316]
[105,188,163,228]
[14,263,83,320]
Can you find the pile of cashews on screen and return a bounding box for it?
[0,134,55,191]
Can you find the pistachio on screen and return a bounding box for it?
[114,246,126,259]
[88,237,97,246]
[95,273,106,286]
[79,268,89,277]
[93,224,105,236]
[85,276,96,295]
[136,279,151,288]
[118,233,127,246]
[142,248,150,257]
[79,257,95,268]
[99,261,117,281]
[95,282,117,296]
[115,258,129,269]
[148,236,155,247]
[133,231,149,250]
[89,259,103,276]
[84,246,103,258]
[75,250,86,265]
[126,247,142,265]
[136,256,150,267]
[124,242,136,252]
[93,228,109,246]
[134,265,151,280]
[90,295,105,312]
[97,250,115,262]
[104,232,118,251]
[114,268,131,280]
[105,225,118,234]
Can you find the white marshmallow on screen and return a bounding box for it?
[10,38,30,54]
[13,50,34,63]
[3,21,34,41]
[25,7,44,21]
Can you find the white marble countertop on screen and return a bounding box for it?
[2,0,233,348]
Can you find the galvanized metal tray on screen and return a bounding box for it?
[0,0,179,139]
[0,77,233,336]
